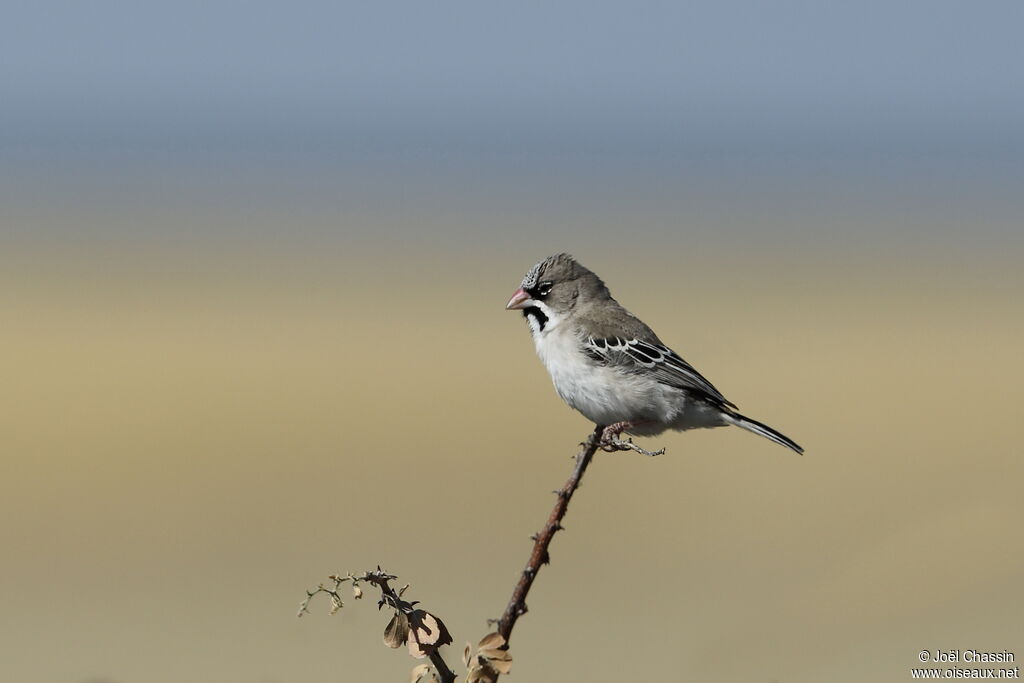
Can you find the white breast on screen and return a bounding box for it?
[531,319,683,429]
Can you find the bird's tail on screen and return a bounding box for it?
[723,411,804,454]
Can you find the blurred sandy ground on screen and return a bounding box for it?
[1,186,1022,683]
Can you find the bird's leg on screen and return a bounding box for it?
[598,422,666,456]
[600,421,632,448]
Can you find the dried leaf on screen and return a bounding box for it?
[466,667,497,683]
[406,610,453,659]
[459,631,512,678]
[352,585,363,599]
[462,642,472,668]
[483,649,511,663]
[479,646,511,661]
[409,663,431,683]
[477,632,506,651]
[489,661,511,675]
[485,652,512,675]
[329,594,343,615]
[383,611,411,649]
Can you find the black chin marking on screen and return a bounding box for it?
[523,306,548,331]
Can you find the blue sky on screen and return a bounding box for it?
[3,1,1022,157]
[3,0,1022,254]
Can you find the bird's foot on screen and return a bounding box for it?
[605,438,666,457]
[597,421,631,450]
[597,422,665,457]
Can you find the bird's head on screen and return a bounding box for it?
[505,253,609,332]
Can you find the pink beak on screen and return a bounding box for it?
[505,287,533,310]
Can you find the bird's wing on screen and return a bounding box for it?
[584,336,736,408]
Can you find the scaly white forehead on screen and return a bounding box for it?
[521,253,576,289]
[520,259,544,289]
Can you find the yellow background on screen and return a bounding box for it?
[2,202,1021,682]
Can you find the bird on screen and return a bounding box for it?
[505,253,803,454]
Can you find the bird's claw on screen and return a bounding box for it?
[597,436,666,457]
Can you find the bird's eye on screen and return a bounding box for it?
[536,281,553,297]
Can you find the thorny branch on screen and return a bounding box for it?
[369,571,456,683]
[495,423,603,644]
[299,425,665,682]
[489,424,665,678]
[299,568,456,683]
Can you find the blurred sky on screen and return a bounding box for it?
[3,1,1023,200]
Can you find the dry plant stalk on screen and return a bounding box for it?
[299,423,654,682]
[298,568,457,683]
[494,424,603,643]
